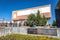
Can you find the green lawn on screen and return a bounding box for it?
[0,34,60,40]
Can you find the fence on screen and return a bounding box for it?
[0,27,60,38]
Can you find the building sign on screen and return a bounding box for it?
[27,28,57,36]
[27,28,37,34]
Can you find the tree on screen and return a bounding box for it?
[26,14,36,27]
[41,16,47,26]
[36,10,42,26]
[36,10,47,26]
[25,10,47,27]
[52,20,56,26]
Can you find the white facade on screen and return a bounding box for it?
[17,6,51,16]
[13,5,51,18]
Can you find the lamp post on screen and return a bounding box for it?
[2,17,4,26]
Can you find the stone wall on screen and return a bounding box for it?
[0,27,60,38]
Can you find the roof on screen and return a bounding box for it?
[13,4,51,12]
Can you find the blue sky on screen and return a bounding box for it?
[0,0,59,24]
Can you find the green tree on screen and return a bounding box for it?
[36,10,42,26]
[26,14,36,27]
[52,20,56,26]
[36,10,47,26]
[25,10,47,27]
[41,16,47,26]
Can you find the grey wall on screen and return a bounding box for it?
[0,27,60,38]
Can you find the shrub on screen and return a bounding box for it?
[0,34,60,40]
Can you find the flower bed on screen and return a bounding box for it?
[0,34,60,40]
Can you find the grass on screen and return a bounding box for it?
[0,34,60,40]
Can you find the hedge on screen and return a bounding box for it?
[0,34,60,40]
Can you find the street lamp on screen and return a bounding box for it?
[2,17,4,26]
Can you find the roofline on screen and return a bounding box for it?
[12,4,51,12]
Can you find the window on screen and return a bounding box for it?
[13,14,16,18]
